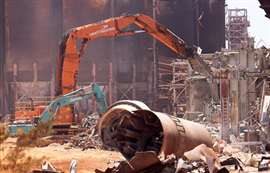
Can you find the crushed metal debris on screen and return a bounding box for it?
[69,113,104,150]
[69,128,103,150]
[98,141,270,173]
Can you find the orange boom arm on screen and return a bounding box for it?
[56,13,211,95]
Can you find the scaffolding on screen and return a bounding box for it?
[171,60,189,117]
[226,9,250,50]
[157,56,189,116]
[158,56,173,105]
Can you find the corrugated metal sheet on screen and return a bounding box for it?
[259,0,270,19]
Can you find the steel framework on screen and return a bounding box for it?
[226,9,250,50]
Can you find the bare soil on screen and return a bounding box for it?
[0,138,123,173]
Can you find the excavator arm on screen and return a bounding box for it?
[8,83,107,136]
[56,14,212,95]
[40,83,107,122]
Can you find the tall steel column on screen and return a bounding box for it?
[152,0,158,107]
[0,0,7,117]
[110,0,116,102]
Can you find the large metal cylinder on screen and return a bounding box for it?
[99,100,213,160]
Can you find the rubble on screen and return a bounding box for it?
[69,113,103,150]
[220,157,243,171]
[32,160,64,173]
[69,128,103,150]
[95,151,176,173]
[96,149,224,173]
[96,115,270,173]
[81,112,100,128]
[183,144,221,173]
[98,141,270,173]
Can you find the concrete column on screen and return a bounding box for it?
[239,49,248,119]
[247,50,257,106]
[33,62,38,82]
[231,90,240,136]
[220,78,230,142]
[12,63,17,82]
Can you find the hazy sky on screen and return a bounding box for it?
[226,0,270,48]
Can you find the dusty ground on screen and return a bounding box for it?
[1,138,269,173]
[0,138,123,173]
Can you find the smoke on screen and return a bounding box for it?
[89,0,108,9]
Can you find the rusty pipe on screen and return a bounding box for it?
[98,100,213,160]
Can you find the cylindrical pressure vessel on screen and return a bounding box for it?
[99,100,213,160]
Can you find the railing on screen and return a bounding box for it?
[15,96,55,111]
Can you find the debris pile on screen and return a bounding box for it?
[97,142,270,173]
[32,160,64,173]
[95,147,223,173]
[69,128,103,150]
[95,100,270,173]
[81,113,100,128]
[69,113,103,150]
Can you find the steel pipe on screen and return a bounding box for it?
[98,100,213,160]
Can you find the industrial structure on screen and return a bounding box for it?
[0,0,268,139]
[226,9,250,50]
[0,0,226,118]
[1,1,270,173]
[0,0,269,136]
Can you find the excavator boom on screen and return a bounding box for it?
[56,14,211,95]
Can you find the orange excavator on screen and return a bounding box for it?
[56,13,212,96]
[14,14,212,129]
[54,13,212,127]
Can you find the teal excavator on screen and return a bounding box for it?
[8,83,107,136]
